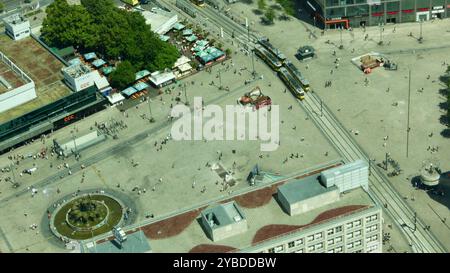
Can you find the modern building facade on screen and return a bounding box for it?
[305,0,450,29]
[3,14,31,41]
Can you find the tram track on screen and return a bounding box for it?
[298,91,446,252]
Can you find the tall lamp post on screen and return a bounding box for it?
[378,22,384,45]
[418,19,423,43]
[339,26,343,49]
[148,98,155,123]
[251,49,256,78]
[406,69,411,157]
[183,83,189,106]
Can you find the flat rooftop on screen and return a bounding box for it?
[278,175,337,204]
[84,230,151,253]
[0,59,27,95]
[0,35,71,124]
[62,63,92,78]
[3,14,28,25]
[93,172,375,253]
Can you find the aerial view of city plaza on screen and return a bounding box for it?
[0,0,449,257]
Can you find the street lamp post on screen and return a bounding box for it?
[251,49,256,78]
[406,69,411,157]
[148,98,155,123]
[218,69,222,90]
[71,131,78,159]
[378,22,384,45]
[418,19,423,43]
[184,83,189,106]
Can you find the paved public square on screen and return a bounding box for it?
[1,0,449,253]
[231,0,450,250]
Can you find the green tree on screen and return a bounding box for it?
[109,61,136,90]
[264,8,275,24]
[225,48,232,56]
[41,0,98,49]
[257,0,266,10]
[43,0,179,72]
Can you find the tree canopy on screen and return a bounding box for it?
[264,8,275,24]
[109,61,136,90]
[42,0,179,73]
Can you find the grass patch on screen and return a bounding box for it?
[53,195,123,240]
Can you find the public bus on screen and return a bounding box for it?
[253,45,282,71]
[191,0,205,7]
[284,61,311,92]
[258,38,286,63]
[278,67,305,100]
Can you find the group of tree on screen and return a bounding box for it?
[41,0,179,89]
[257,0,275,25]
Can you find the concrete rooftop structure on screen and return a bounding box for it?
[87,171,377,253]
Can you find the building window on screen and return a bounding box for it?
[274,245,284,253]
[288,241,295,248]
[366,224,378,233]
[335,246,343,253]
[354,230,362,237]
[327,239,334,245]
[366,235,378,243]
[354,219,362,227]
[314,232,323,240]
[335,236,343,243]
[308,246,314,252]
[367,244,378,253]
[355,240,362,247]
[354,249,363,253]
[347,242,354,249]
[327,249,335,253]
[307,235,314,242]
[295,238,304,246]
[327,228,334,235]
[366,214,378,223]
[295,249,304,253]
[316,242,324,250]
[335,226,343,233]
[268,248,275,253]
[346,232,353,239]
[346,222,353,229]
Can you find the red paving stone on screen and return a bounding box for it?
[252,205,368,245]
[141,207,206,239]
[189,244,237,253]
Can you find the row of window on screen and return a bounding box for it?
[367,234,378,243]
[366,224,378,233]
[346,219,363,229]
[366,214,378,223]
[327,236,343,246]
[308,242,324,252]
[346,239,362,249]
[327,246,343,253]
[266,215,378,253]
[367,244,379,253]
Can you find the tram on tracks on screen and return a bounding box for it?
[278,67,305,100]
[284,61,311,92]
[257,38,286,63]
[253,45,282,71]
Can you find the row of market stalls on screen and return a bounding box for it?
[119,69,176,99]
